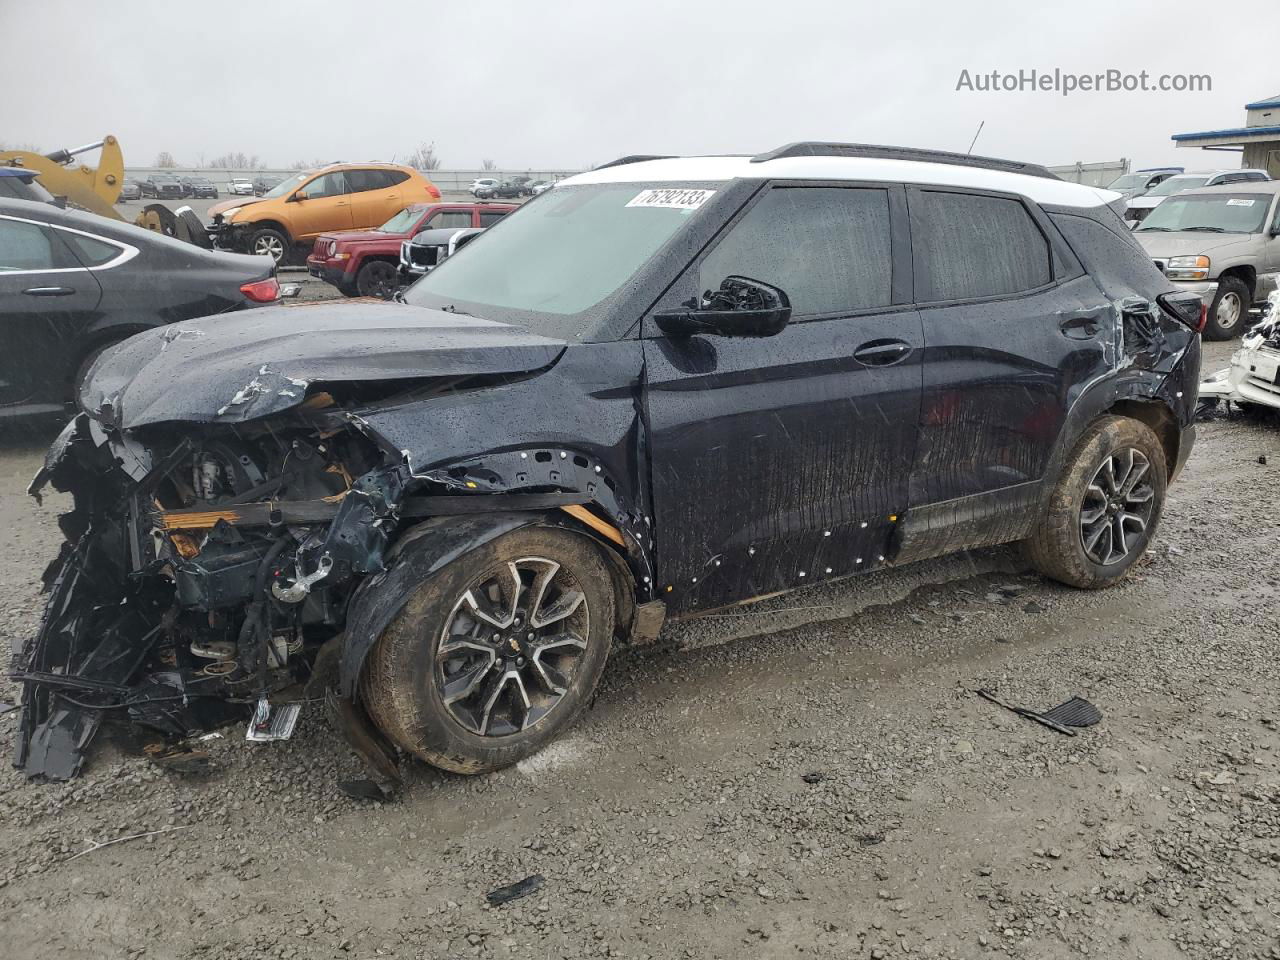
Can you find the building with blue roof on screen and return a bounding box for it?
[1172,96,1280,177]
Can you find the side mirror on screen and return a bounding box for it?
[289,191,307,203]
[654,276,792,339]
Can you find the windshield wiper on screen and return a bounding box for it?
[1136,226,1172,232]
[1182,226,1227,233]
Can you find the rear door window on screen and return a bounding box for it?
[426,210,474,229]
[0,218,79,271]
[697,186,893,316]
[910,191,1052,302]
[479,210,510,227]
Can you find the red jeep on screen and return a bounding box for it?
[307,202,517,297]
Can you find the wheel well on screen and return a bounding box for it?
[1106,399,1179,477]
[1218,266,1256,301]
[69,326,149,387]
[247,220,292,244]
[358,256,398,271]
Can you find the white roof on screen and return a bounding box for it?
[565,155,1119,209]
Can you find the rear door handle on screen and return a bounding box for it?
[23,286,76,297]
[1059,313,1102,339]
[853,338,913,366]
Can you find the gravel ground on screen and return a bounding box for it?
[4,339,1280,960]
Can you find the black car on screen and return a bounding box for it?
[183,176,219,199]
[15,143,1202,784]
[253,176,282,196]
[0,197,280,421]
[141,175,184,199]
[489,178,531,199]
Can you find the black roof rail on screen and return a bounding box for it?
[593,155,675,170]
[750,142,1060,181]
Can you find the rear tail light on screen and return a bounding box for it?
[240,277,281,303]
[1157,291,1207,334]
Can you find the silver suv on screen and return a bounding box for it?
[1133,179,1280,338]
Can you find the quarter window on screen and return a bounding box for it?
[59,231,121,267]
[479,210,509,227]
[911,191,1051,301]
[698,187,893,316]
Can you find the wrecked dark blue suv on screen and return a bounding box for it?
[16,143,1203,784]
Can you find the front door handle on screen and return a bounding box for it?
[1059,313,1102,339]
[23,286,76,297]
[853,338,913,366]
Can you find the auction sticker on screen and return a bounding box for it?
[626,188,715,210]
[1226,198,1256,206]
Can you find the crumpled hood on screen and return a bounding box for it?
[80,302,567,430]
[1134,232,1257,259]
[208,196,266,218]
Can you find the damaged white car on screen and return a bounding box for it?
[1201,291,1280,408]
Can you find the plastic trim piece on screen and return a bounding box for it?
[750,142,1059,180]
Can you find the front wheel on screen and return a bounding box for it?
[1204,277,1250,340]
[355,259,399,299]
[1023,415,1167,589]
[247,227,289,265]
[361,526,616,774]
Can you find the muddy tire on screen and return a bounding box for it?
[1023,415,1167,589]
[361,526,616,774]
[1204,277,1250,340]
[355,260,399,299]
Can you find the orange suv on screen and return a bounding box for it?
[207,162,441,263]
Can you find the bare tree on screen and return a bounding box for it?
[154,151,178,168]
[481,158,497,171]
[0,141,42,153]
[207,152,265,170]
[289,158,326,171]
[405,141,442,171]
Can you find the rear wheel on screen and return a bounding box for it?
[355,260,399,299]
[247,227,289,264]
[1024,416,1166,589]
[361,526,616,774]
[1204,277,1250,340]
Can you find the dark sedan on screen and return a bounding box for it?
[0,197,281,419]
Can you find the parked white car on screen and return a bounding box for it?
[531,180,556,196]
[229,178,255,196]
[469,178,499,197]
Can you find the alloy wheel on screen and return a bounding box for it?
[437,557,590,737]
[1079,447,1155,565]
[252,234,285,262]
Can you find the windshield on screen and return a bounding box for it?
[262,172,309,199]
[1146,175,1210,197]
[379,206,426,232]
[1136,193,1272,234]
[1107,173,1151,191]
[405,182,719,340]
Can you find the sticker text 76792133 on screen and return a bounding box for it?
[626,188,716,210]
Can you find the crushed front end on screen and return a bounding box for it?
[16,407,401,780]
[1201,293,1280,409]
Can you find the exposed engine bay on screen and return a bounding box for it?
[11,302,654,783]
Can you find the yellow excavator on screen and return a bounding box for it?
[0,136,209,245]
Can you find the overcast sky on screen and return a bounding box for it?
[2,0,1273,172]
